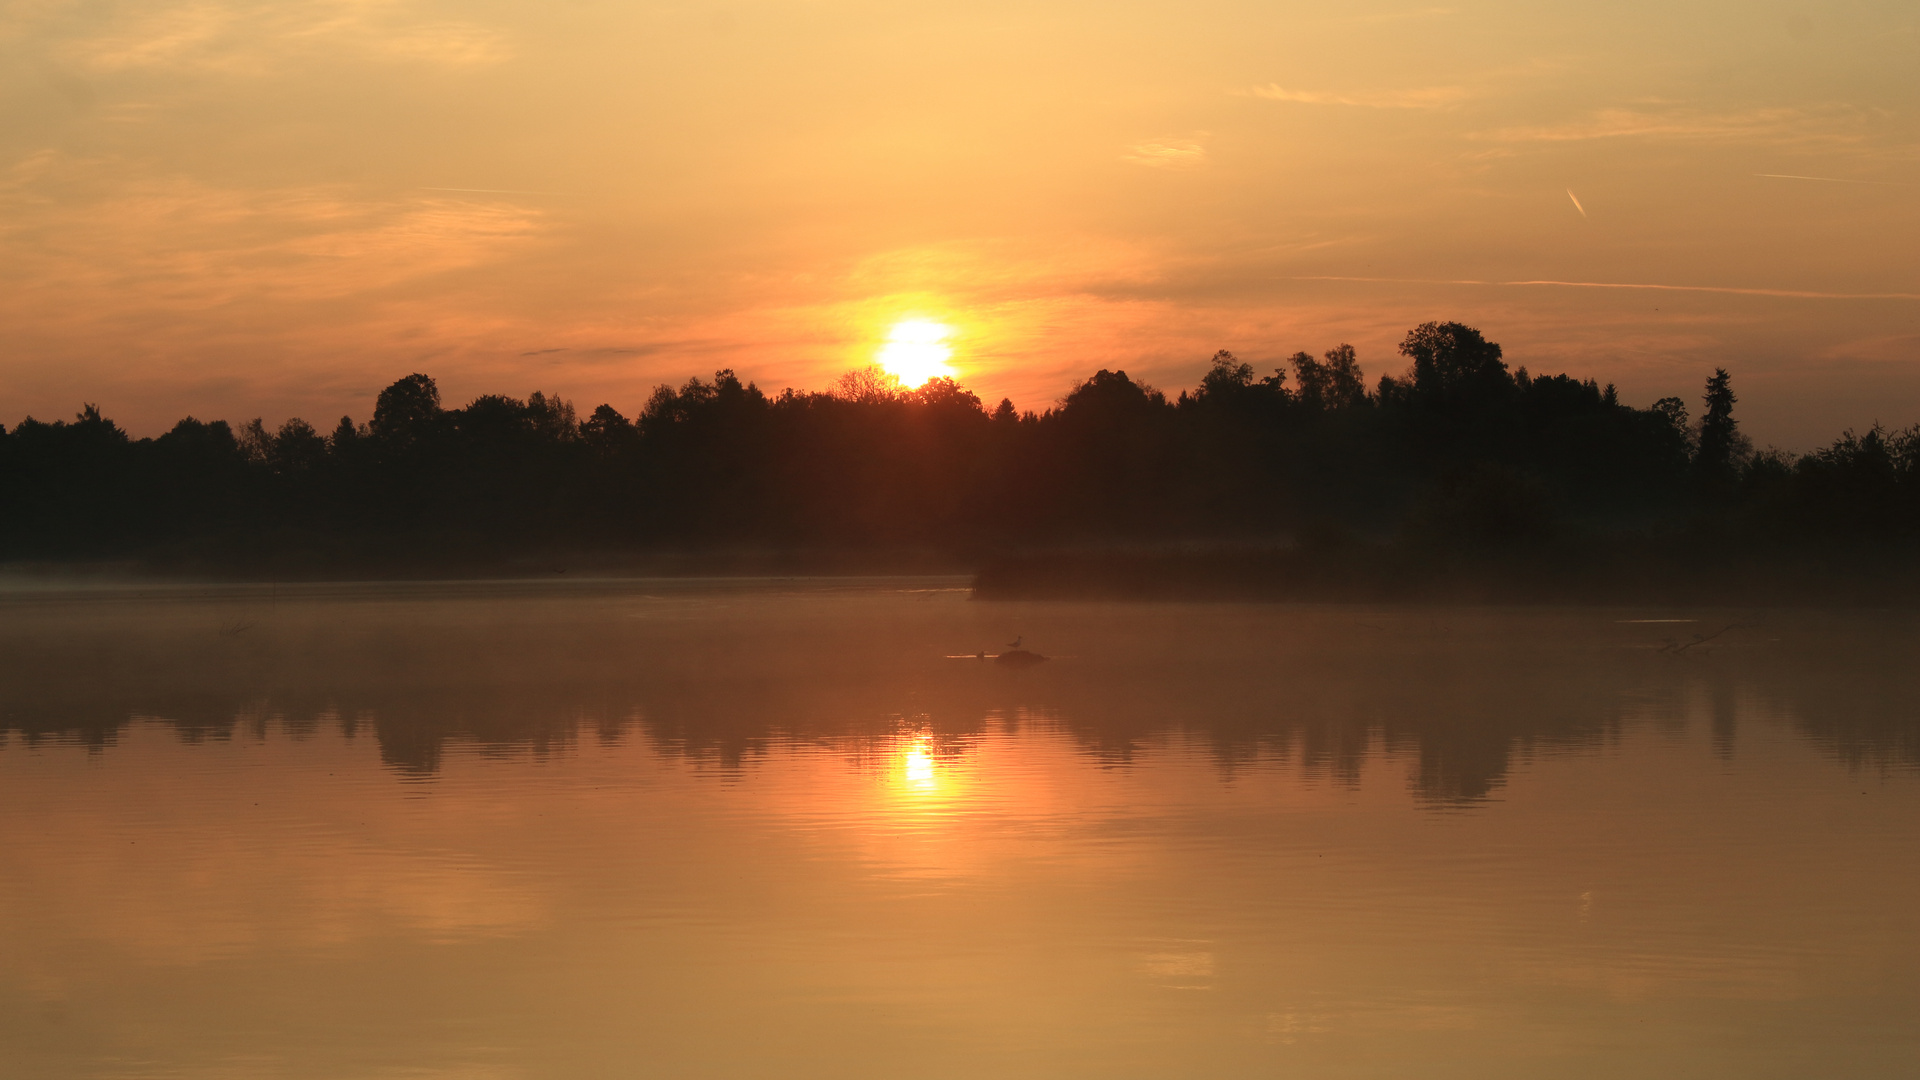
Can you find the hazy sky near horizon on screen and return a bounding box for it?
[2,0,1916,446]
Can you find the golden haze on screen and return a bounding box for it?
[2,1,1917,445]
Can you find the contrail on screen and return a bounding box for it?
[1754,173,1909,186]
[1566,189,1587,217]
[1292,275,1920,301]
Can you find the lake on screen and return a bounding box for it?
[3,579,1918,1079]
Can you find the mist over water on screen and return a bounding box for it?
[4,581,1919,1078]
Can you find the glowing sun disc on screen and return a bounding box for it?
[877,320,955,386]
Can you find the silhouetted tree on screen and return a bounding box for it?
[372,373,441,445]
[1176,351,1291,528]
[328,416,363,451]
[3,322,1912,582]
[1772,424,1920,543]
[1696,368,1750,489]
[581,404,635,451]
[1192,351,1268,402]
[1292,344,1367,412]
[526,391,578,442]
[1045,369,1177,534]
[1,405,136,554]
[1396,321,1511,406]
[830,365,900,404]
[271,419,328,474]
[1652,397,1691,449]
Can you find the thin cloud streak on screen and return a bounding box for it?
[1294,276,1920,301]
[60,0,510,74]
[1478,106,1864,146]
[1566,190,1587,218]
[1248,84,1469,109]
[1123,140,1208,169]
[420,187,572,196]
[1755,173,1912,186]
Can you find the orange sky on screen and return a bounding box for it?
[2,0,1916,446]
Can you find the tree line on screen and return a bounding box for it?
[2,321,1916,574]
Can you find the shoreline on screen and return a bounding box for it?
[970,545,1920,608]
[6,546,1920,609]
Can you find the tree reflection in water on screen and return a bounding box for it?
[2,581,1915,803]
[6,583,1920,1080]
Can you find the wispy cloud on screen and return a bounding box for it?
[1123,139,1207,169]
[59,0,509,75]
[1248,84,1470,109]
[0,157,543,310]
[1476,106,1860,146]
[375,20,509,66]
[1293,275,1920,301]
[1814,332,1920,364]
[421,187,571,197]
[1755,173,1913,186]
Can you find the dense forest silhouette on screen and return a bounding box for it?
[3,321,1916,597]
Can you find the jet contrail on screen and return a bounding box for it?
[1566,189,1586,217]
[1292,275,1920,301]
[1754,173,1909,186]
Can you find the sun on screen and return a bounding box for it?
[876,320,956,386]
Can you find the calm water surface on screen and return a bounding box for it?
[3,580,1918,1079]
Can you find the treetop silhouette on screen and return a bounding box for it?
[2,321,1914,587]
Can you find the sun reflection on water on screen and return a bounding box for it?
[903,742,938,790]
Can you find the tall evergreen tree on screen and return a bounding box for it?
[1696,368,1745,486]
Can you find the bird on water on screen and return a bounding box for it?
[996,635,1047,668]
